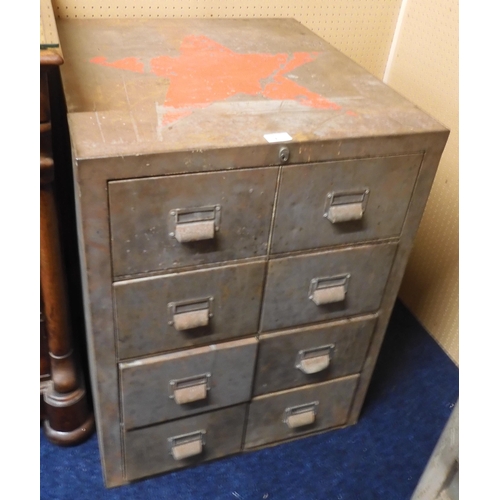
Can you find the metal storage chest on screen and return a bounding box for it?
[56,18,449,487]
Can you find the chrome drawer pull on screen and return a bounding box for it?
[168,297,214,331]
[170,205,221,243]
[295,344,334,374]
[169,373,211,404]
[283,401,319,429]
[324,189,369,223]
[168,430,206,460]
[309,274,350,306]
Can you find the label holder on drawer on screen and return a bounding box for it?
[167,297,214,331]
[295,344,335,374]
[169,205,221,243]
[324,189,369,224]
[168,430,206,460]
[309,274,350,306]
[169,373,212,404]
[283,401,319,429]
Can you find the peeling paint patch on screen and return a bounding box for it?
[90,35,341,126]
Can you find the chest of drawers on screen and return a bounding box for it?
[56,18,448,487]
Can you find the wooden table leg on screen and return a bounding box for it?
[40,108,94,446]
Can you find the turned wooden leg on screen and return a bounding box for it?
[40,92,94,445]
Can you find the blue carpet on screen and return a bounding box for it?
[40,301,458,500]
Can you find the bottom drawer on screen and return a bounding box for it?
[244,375,359,449]
[124,404,246,481]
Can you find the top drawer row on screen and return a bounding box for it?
[108,154,422,278]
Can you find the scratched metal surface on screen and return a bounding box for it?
[124,404,247,481]
[56,18,445,160]
[253,315,376,396]
[271,153,423,254]
[119,337,258,429]
[114,260,266,360]
[244,375,359,449]
[260,242,398,332]
[108,168,278,277]
[55,16,450,487]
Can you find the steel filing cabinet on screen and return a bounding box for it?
[55,17,449,487]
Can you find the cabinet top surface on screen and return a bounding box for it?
[57,18,446,160]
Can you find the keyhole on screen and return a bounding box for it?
[279,147,290,163]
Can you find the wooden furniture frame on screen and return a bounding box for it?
[40,0,94,445]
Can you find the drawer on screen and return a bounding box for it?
[244,375,359,449]
[253,315,376,396]
[108,167,278,277]
[114,260,266,359]
[260,243,397,331]
[270,154,422,254]
[124,404,246,481]
[120,337,257,430]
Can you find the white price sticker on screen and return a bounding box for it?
[263,132,293,143]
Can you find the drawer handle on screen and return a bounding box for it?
[309,274,350,306]
[168,297,214,331]
[284,402,319,429]
[169,373,211,404]
[295,344,334,374]
[168,430,206,460]
[324,190,369,224]
[170,205,221,243]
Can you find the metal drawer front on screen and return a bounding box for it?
[271,154,422,254]
[108,167,278,277]
[114,260,265,359]
[244,375,359,449]
[253,315,376,396]
[120,338,257,430]
[124,404,246,481]
[260,243,397,331]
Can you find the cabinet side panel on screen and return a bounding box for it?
[347,132,449,425]
[73,159,124,487]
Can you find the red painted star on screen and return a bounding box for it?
[91,35,342,125]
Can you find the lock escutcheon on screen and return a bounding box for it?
[279,147,290,163]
